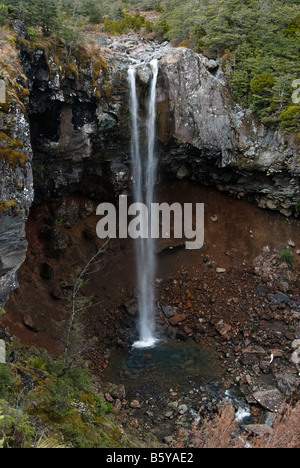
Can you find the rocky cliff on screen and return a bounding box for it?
[0,38,33,307]
[0,31,299,305]
[157,48,300,216]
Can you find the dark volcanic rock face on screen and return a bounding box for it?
[23,35,300,213]
[0,106,34,307]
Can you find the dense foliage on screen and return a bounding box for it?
[0,342,139,448]
[154,0,300,131]
[0,0,299,131]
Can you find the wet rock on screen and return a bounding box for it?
[250,406,261,418]
[176,330,187,341]
[253,388,284,412]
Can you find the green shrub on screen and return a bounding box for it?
[0,4,8,26]
[0,365,14,400]
[280,248,294,268]
[0,400,34,448]
[279,106,300,132]
[104,11,153,35]
[41,379,73,422]
[250,73,275,115]
[94,395,113,416]
[28,356,47,371]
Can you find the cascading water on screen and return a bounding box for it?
[128,59,159,349]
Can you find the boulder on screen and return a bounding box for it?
[253,388,284,412]
[162,305,176,318]
[169,313,186,326]
[12,20,27,39]
[0,340,5,364]
[110,384,126,401]
[215,320,231,336]
[23,314,39,333]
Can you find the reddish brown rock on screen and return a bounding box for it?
[169,313,186,326]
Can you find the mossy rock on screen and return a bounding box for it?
[0,200,17,213]
[0,131,27,171]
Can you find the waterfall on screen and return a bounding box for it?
[128,59,159,349]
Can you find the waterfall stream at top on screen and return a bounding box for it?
[128,59,159,349]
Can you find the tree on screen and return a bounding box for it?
[37,0,57,35]
[0,4,8,25]
[62,240,109,368]
[279,105,300,132]
[250,73,275,114]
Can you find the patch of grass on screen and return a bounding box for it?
[279,248,294,268]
